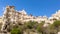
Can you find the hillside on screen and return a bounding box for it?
[0,6,60,34]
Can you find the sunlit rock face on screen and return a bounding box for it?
[48,10,60,24]
[58,32,60,34]
[1,6,49,32]
[2,6,60,32]
[50,10,60,20]
[1,6,15,32]
[1,6,18,32]
[1,6,29,32]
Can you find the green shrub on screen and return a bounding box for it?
[25,21,37,29]
[11,28,23,34]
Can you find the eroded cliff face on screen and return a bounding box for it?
[1,6,15,33]
[0,6,46,34]
[1,6,60,34]
[0,6,30,33]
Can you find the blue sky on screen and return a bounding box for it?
[0,0,60,17]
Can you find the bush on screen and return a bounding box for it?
[11,28,23,34]
[36,21,45,34]
[25,21,37,29]
[53,20,60,27]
